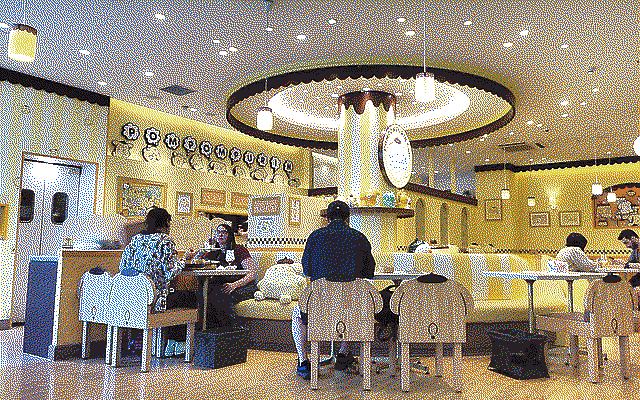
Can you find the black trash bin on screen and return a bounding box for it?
[194,326,248,369]
[487,328,549,379]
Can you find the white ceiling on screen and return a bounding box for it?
[0,0,638,173]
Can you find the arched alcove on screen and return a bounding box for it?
[439,203,449,245]
[415,198,426,241]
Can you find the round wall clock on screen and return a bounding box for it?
[378,124,412,189]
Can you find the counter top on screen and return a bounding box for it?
[30,255,59,262]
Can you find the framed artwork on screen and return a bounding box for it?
[175,192,193,216]
[530,212,550,227]
[116,176,166,218]
[251,196,281,216]
[230,192,249,210]
[484,199,502,221]
[288,197,301,226]
[201,188,226,207]
[559,211,581,227]
[592,183,640,228]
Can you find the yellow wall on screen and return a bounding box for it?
[0,81,109,321]
[104,100,312,217]
[473,163,640,253]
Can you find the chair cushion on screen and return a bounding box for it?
[234,299,298,321]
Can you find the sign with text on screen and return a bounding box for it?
[251,196,281,216]
[201,188,226,207]
[230,192,249,210]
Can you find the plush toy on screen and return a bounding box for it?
[254,262,306,305]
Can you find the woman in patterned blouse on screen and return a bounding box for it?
[119,207,196,355]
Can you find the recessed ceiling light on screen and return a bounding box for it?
[463,20,472,26]
[509,131,515,135]
[296,34,307,41]
[561,113,569,117]
[479,137,485,141]
[560,43,569,49]
[529,158,534,162]
[580,101,587,106]
[336,85,343,89]
[228,46,238,52]
[592,87,599,93]
[324,106,329,110]
[448,143,454,147]
[411,101,417,105]
[219,50,228,56]
[536,123,543,128]
[265,27,273,32]
[519,29,529,36]
[526,120,534,125]
[328,18,336,24]
[213,39,221,44]
[79,49,91,56]
[465,150,471,154]
[503,42,513,48]
[560,100,569,106]
[485,158,490,162]
[397,17,406,23]
[376,83,383,87]
[331,93,339,98]
[189,107,198,112]
[362,87,371,91]
[0,22,9,29]
[606,151,611,155]
[434,170,440,173]
[405,30,416,37]
[395,92,403,96]
[420,106,426,110]
[143,70,154,77]
[154,13,166,20]
[315,96,320,99]
[97,81,107,86]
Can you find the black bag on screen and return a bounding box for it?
[488,329,549,380]
[375,285,399,341]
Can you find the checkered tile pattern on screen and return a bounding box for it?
[247,237,307,246]
[497,248,632,256]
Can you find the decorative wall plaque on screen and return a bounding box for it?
[288,196,301,226]
[201,188,226,207]
[176,192,193,216]
[230,192,249,210]
[530,212,550,227]
[251,196,281,216]
[593,183,640,228]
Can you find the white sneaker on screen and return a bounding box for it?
[174,341,186,356]
[164,339,176,357]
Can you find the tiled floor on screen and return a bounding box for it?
[1,327,639,399]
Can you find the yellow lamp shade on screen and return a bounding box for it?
[500,188,511,200]
[8,24,37,63]
[256,106,273,131]
[527,196,536,207]
[415,72,435,103]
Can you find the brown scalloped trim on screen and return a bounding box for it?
[11,24,37,35]
[338,91,396,114]
[475,156,640,173]
[227,64,515,149]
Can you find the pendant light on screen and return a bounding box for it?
[591,155,602,196]
[606,152,616,202]
[415,0,435,103]
[500,148,510,200]
[634,135,640,156]
[8,0,37,63]
[256,0,274,131]
[526,159,535,206]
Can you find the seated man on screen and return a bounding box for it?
[291,200,375,380]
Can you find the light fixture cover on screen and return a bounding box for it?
[501,188,511,200]
[8,24,37,63]
[591,182,603,196]
[634,136,640,156]
[607,191,617,203]
[257,106,273,131]
[415,72,435,102]
[527,196,536,207]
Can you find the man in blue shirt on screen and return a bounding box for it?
[292,200,375,380]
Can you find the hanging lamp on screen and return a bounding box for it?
[500,149,510,200]
[8,1,37,63]
[256,0,274,131]
[527,160,535,206]
[591,155,602,196]
[606,152,615,202]
[414,0,435,103]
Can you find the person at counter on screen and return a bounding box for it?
[188,223,259,323]
[119,207,196,355]
[613,229,640,287]
[555,232,600,272]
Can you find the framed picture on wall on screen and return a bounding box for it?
[530,211,550,227]
[289,197,301,226]
[175,192,193,216]
[116,176,166,218]
[484,199,502,221]
[201,188,226,207]
[559,211,581,227]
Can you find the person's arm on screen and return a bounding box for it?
[571,248,598,272]
[223,246,257,293]
[301,234,314,278]
[160,236,183,283]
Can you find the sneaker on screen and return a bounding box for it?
[164,339,176,357]
[174,341,186,356]
[334,353,355,371]
[296,359,311,380]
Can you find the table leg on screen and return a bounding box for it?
[525,279,535,333]
[202,277,209,331]
[567,280,574,313]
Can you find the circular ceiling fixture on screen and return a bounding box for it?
[226,64,515,150]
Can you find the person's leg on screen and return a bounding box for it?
[164,290,198,345]
[291,305,310,380]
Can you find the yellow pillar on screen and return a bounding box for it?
[450,157,457,193]
[427,148,435,187]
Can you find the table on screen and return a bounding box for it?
[181,267,249,330]
[483,271,605,333]
[595,267,640,282]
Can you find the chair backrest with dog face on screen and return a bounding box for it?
[106,270,155,329]
[584,278,635,337]
[78,269,113,324]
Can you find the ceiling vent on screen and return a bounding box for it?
[160,85,196,96]
[497,142,544,153]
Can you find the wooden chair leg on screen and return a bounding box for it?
[435,343,444,377]
[310,341,319,390]
[596,338,603,369]
[81,322,90,359]
[111,327,122,367]
[362,341,371,391]
[389,339,398,377]
[401,342,410,392]
[185,323,195,363]
[452,343,463,393]
[141,328,152,373]
[586,338,599,383]
[619,336,630,380]
[569,335,579,369]
[105,325,113,365]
